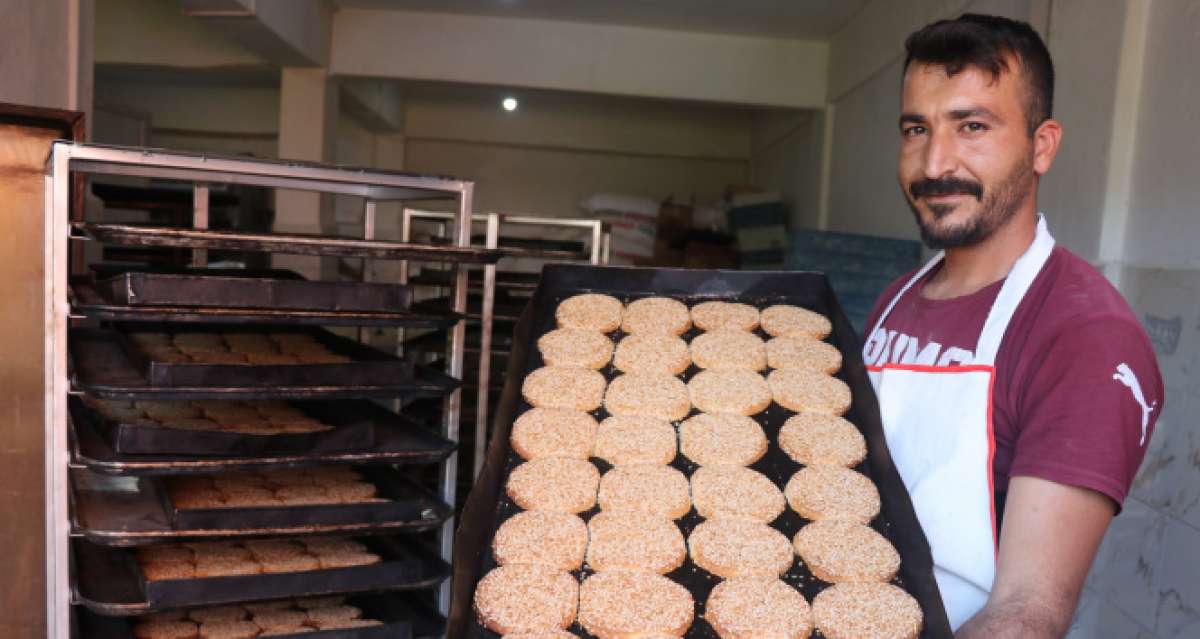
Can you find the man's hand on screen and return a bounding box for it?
[956,476,1114,638]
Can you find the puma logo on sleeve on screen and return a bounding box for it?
[1113,363,1157,446]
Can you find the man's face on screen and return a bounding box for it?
[897,60,1039,249]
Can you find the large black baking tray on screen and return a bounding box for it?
[71,280,461,328]
[448,264,953,639]
[95,266,414,312]
[71,405,455,476]
[71,396,378,456]
[76,222,504,264]
[71,328,458,400]
[74,535,449,615]
[74,592,447,639]
[115,324,414,388]
[71,468,450,545]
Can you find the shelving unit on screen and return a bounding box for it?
[398,210,610,484]
[43,143,500,638]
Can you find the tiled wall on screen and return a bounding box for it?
[1069,267,1200,638]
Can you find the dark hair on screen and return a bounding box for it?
[903,13,1054,135]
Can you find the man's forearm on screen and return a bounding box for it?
[956,596,1071,639]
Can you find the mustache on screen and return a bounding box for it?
[909,177,983,201]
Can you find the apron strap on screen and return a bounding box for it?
[973,215,1056,365]
[865,249,945,342]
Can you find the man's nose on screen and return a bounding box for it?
[923,128,960,179]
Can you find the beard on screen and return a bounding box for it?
[904,155,1033,250]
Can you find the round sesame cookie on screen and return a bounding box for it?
[687,518,794,579]
[761,305,832,340]
[252,609,308,630]
[522,366,607,412]
[304,605,362,625]
[493,510,588,571]
[689,330,766,371]
[690,301,760,332]
[766,336,843,374]
[555,293,623,333]
[585,510,686,574]
[604,373,691,422]
[474,565,579,634]
[537,328,614,369]
[613,333,691,375]
[511,408,599,461]
[705,578,813,639]
[132,620,199,639]
[778,413,866,467]
[690,465,785,523]
[794,520,900,583]
[688,370,771,416]
[141,560,196,581]
[812,583,923,639]
[767,369,852,415]
[197,620,260,638]
[597,464,691,519]
[622,297,691,335]
[578,571,694,638]
[593,415,678,466]
[784,466,880,524]
[679,413,767,467]
[502,631,577,639]
[506,458,600,513]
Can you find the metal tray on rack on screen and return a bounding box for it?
[71,328,459,400]
[72,280,461,328]
[448,264,953,639]
[115,325,415,388]
[74,592,447,639]
[71,468,450,545]
[71,407,455,476]
[76,222,504,263]
[73,535,450,615]
[71,396,379,456]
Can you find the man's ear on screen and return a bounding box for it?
[1033,118,1062,176]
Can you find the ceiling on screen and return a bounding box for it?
[332,0,869,40]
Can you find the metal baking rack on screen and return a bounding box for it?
[398,210,610,484]
[44,143,500,638]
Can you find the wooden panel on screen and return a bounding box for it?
[0,107,81,636]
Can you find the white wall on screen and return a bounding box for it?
[95,0,265,68]
[402,90,753,217]
[749,110,822,229]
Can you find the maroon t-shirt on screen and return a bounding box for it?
[862,246,1162,512]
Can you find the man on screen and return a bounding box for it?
[861,14,1162,638]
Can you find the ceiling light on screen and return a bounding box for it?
[502,97,519,112]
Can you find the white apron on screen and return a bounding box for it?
[865,216,1055,630]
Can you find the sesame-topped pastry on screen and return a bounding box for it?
[555,293,624,333]
[760,305,832,340]
[690,465,785,523]
[705,578,813,639]
[812,583,923,639]
[794,520,901,583]
[688,370,771,416]
[767,369,852,415]
[778,413,867,468]
[679,413,767,467]
[784,466,880,524]
[585,510,686,574]
[506,458,601,513]
[690,301,761,332]
[493,510,589,571]
[578,571,694,638]
[690,330,767,371]
[613,333,691,375]
[537,328,615,369]
[522,366,607,412]
[593,415,678,466]
[604,373,691,422]
[766,335,843,374]
[474,565,579,634]
[621,297,691,335]
[510,408,599,461]
[597,464,691,519]
[687,518,794,579]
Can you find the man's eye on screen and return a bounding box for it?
[962,122,988,133]
[902,126,926,137]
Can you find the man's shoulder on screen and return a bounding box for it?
[1026,247,1143,331]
